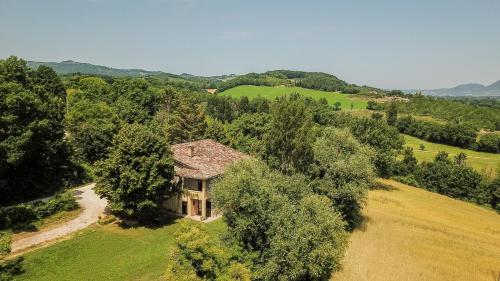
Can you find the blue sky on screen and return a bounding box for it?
[1,0,499,89]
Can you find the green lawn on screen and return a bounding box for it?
[221,85,368,109]
[16,218,225,281]
[403,134,500,178]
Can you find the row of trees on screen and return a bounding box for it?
[394,149,500,211]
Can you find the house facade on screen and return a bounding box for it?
[162,139,247,220]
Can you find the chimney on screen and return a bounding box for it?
[188,145,195,157]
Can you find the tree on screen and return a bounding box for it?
[225,113,270,156]
[263,96,315,174]
[213,159,348,281]
[65,100,121,163]
[333,102,341,111]
[310,127,375,228]
[165,222,250,281]
[94,124,174,219]
[386,102,398,126]
[153,90,206,144]
[0,56,70,204]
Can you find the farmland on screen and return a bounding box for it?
[221,85,368,109]
[403,134,500,177]
[332,179,500,281]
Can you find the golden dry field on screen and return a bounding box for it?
[332,179,500,281]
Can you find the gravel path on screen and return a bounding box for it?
[11,183,107,253]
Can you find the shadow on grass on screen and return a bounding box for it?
[356,215,371,232]
[117,211,181,230]
[371,180,397,191]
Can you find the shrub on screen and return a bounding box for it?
[5,206,37,226]
[0,257,24,281]
[34,192,79,218]
[0,232,11,258]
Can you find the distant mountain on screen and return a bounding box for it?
[405,80,500,96]
[27,60,165,77]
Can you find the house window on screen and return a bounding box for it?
[197,180,203,191]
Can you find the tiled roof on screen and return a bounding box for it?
[171,139,248,180]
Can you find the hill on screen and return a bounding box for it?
[333,179,500,281]
[221,85,368,109]
[27,60,165,77]
[217,70,387,95]
[406,80,500,96]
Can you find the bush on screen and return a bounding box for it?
[392,175,419,187]
[0,232,11,258]
[33,192,79,218]
[0,257,24,281]
[0,191,79,231]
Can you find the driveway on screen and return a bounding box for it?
[11,183,107,253]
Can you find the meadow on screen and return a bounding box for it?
[332,179,500,281]
[15,219,225,281]
[221,85,368,109]
[403,134,500,177]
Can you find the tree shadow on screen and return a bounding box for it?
[117,211,181,230]
[355,215,371,232]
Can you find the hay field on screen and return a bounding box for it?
[332,179,500,281]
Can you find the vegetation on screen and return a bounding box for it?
[403,134,499,177]
[217,70,385,95]
[222,85,368,109]
[396,116,478,149]
[0,57,76,204]
[0,256,24,281]
[213,160,348,281]
[396,94,500,131]
[94,124,175,219]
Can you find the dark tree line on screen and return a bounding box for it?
[0,57,79,204]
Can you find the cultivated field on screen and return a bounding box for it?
[221,85,368,109]
[403,134,500,177]
[333,179,500,281]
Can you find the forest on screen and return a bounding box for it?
[1,56,500,281]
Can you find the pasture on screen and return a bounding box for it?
[403,134,500,177]
[333,179,500,281]
[221,85,368,109]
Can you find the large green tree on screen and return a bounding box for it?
[0,56,70,204]
[213,159,348,281]
[311,127,375,229]
[263,95,315,174]
[94,123,174,219]
[65,99,121,163]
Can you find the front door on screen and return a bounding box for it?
[191,199,201,216]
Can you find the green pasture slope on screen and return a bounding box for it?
[403,134,500,177]
[221,85,368,109]
[16,219,225,281]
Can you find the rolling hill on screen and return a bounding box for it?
[406,80,500,96]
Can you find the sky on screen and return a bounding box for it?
[1,0,499,89]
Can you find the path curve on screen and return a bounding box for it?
[11,183,107,253]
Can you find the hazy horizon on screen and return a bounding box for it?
[1,0,499,89]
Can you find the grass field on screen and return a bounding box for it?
[332,179,500,281]
[16,219,225,281]
[403,134,500,178]
[221,85,368,109]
